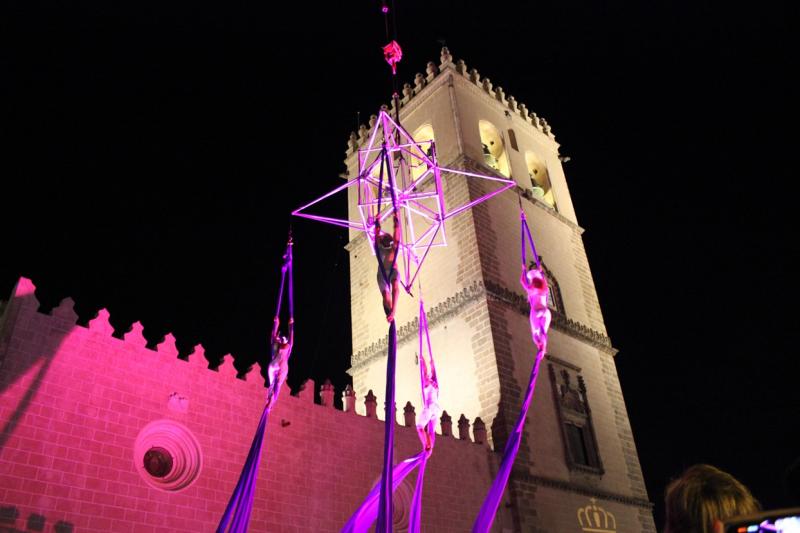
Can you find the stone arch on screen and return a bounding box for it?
[525,151,556,208]
[411,124,436,181]
[479,120,510,177]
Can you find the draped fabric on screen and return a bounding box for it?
[344,299,439,533]
[472,212,550,533]
[342,450,428,533]
[520,209,541,270]
[375,319,398,533]
[471,345,546,532]
[374,145,402,533]
[217,241,294,533]
[408,298,439,533]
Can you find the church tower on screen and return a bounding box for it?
[345,48,655,532]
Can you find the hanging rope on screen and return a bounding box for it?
[472,208,551,532]
[217,234,294,533]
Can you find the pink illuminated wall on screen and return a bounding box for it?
[0,279,507,532]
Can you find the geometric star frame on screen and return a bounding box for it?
[293,109,515,292]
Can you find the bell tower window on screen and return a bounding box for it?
[479,120,510,177]
[525,151,556,209]
[411,124,435,182]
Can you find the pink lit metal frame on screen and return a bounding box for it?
[293,110,515,291]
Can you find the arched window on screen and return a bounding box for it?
[411,124,435,182]
[478,120,510,177]
[525,151,556,208]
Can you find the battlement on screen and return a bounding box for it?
[0,277,256,382]
[346,46,555,155]
[1,277,489,443]
[0,280,506,532]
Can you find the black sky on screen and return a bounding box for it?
[2,0,797,528]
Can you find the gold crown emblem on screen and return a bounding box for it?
[577,499,616,533]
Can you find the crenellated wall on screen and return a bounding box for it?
[346,47,557,158]
[0,278,513,532]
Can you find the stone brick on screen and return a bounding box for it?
[0,279,515,531]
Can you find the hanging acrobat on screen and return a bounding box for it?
[520,221,551,355]
[416,339,441,452]
[217,235,294,533]
[267,255,295,407]
[472,207,552,532]
[375,209,401,322]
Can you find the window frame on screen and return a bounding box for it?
[548,360,605,475]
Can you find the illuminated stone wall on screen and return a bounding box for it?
[0,278,510,532]
[346,48,656,532]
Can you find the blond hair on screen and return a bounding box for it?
[664,464,760,533]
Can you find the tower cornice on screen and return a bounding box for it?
[348,278,616,374]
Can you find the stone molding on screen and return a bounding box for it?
[482,279,616,355]
[349,279,487,370]
[349,278,615,371]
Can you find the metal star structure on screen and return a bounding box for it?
[292,109,515,292]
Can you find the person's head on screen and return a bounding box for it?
[274,334,289,349]
[378,233,394,249]
[664,464,760,533]
[526,266,546,289]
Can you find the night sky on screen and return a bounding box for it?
[2,0,796,528]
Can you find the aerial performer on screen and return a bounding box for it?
[520,261,551,353]
[375,211,401,322]
[266,315,294,406]
[416,354,440,452]
[217,235,294,533]
[472,208,552,532]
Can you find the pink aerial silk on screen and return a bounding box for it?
[343,299,439,533]
[472,211,551,532]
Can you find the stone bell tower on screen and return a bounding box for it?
[344,48,655,532]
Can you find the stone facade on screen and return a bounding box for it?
[346,48,655,531]
[0,47,655,533]
[0,278,511,532]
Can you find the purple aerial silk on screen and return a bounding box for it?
[372,145,403,533]
[375,319,397,533]
[344,300,438,533]
[520,209,541,270]
[342,451,428,533]
[472,346,546,532]
[217,242,294,533]
[472,212,550,533]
